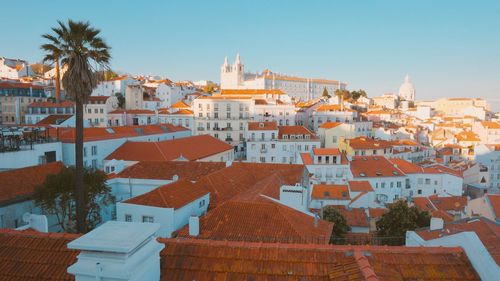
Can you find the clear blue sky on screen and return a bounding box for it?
[1,0,499,110]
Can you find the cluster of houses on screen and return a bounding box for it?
[0,54,499,280]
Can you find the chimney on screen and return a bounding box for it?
[430,217,444,231]
[67,221,164,281]
[189,216,200,236]
[225,160,233,167]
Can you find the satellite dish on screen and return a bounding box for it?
[22,212,31,223]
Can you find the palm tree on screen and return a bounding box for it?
[41,20,111,233]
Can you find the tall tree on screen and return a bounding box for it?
[376,200,430,245]
[322,87,331,98]
[334,89,351,110]
[41,20,111,233]
[40,40,62,102]
[33,167,115,233]
[351,89,367,101]
[322,206,351,244]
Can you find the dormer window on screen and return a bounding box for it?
[324,191,330,198]
[259,122,264,128]
[305,135,310,139]
[283,135,288,139]
[376,172,382,176]
[359,172,366,177]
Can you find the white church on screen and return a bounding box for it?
[220,54,347,101]
[398,74,416,101]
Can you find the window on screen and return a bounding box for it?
[92,159,97,169]
[260,156,266,163]
[381,182,386,188]
[418,178,423,185]
[271,143,275,149]
[83,147,87,157]
[425,178,431,185]
[332,136,337,143]
[397,181,402,188]
[91,145,97,156]
[142,216,154,223]
[125,214,132,222]
[199,199,206,208]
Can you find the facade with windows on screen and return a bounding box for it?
[193,90,296,156]
[246,122,320,164]
[116,183,209,238]
[84,95,119,127]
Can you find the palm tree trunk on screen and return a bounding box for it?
[75,99,85,233]
[55,58,61,103]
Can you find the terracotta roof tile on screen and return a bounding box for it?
[170,100,190,109]
[124,180,209,209]
[52,124,187,143]
[29,101,74,108]
[347,137,393,150]
[0,162,64,205]
[105,135,233,162]
[247,121,278,131]
[319,121,343,129]
[36,114,72,126]
[348,181,374,192]
[177,199,334,244]
[350,156,404,178]
[0,229,78,280]
[115,161,226,181]
[108,109,155,114]
[332,206,369,227]
[312,184,350,200]
[278,125,318,139]
[220,89,284,95]
[313,148,341,155]
[486,194,500,220]
[416,217,500,265]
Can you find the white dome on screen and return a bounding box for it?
[398,74,415,101]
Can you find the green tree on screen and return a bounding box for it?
[203,84,216,94]
[376,200,430,245]
[322,87,331,98]
[322,206,351,243]
[41,20,111,233]
[351,89,367,101]
[115,92,125,108]
[33,166,115,233]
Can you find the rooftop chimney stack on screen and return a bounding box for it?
[189,216,200,236]
[429,217,444,231]
[67,221,164,281]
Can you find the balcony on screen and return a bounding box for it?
[225,138,233,142]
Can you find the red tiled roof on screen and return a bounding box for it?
[108,109,155,114]
[348,181,374,192]
[0,162,64,205]
[0,228,480,281]
[124,180,208,209]
[254,99,268,105]
[481,121,500,129]
[52,124,188,143]
[347,137,393,150]
[319,121,343,129]
[220,89,285,95]
[115,161,226,181]
[247,121,278,131]
[36,114,72,125]
[300,152,313,164]
[278,125,318,139]
[177,199,334,244]
[332,206,369,227]
[170,100,190,109]
[350,156,404,178]
[196,162,305,209]
[29,101,74,108]
[105,135,232,162]
[368,208,388,219]
[313,148,341,155]
[0,81,45,90]
[455,131,481,142]
[0,229,79,280]
[486,194,500,220]
[416,217,500,265]
[312,184,350,200]
[87,96,110,103]
[170,108,193,115]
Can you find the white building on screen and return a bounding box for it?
[116,180,209,238]
[57,124,190,170]
[193,89,296,153]
[90,75,138,97]
[0,57,34,79]
[389,158,464,198]
[246,122,320,164]
[475,144,500,192]
[310,104,358,131]
[84,95,119,127]
[398,74,416,101]
[298,148,350,185]
[220,54,347,101]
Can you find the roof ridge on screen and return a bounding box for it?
[354,251,379,281]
